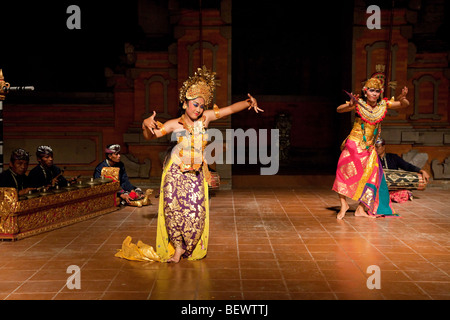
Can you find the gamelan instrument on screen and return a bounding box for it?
[384,169,427,191]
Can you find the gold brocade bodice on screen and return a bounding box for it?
[172,115,208,172]
[345,117,380,150]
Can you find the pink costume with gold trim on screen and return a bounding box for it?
[332,80,397,217]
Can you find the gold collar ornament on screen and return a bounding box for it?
[355,98,388,125]
[359,78,387,124]
[345,77,392,125]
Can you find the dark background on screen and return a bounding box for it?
[0,0,353,101]
[1,0,449,96]
[0,1,138,92]
[232,0,354,99]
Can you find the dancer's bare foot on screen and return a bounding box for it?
[354,205,376,218]
[167,247,186,263]
[337,202,349,220]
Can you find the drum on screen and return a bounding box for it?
[384,169,426,191]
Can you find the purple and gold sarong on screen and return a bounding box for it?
[156,159,209,261]
[332,118,397,217]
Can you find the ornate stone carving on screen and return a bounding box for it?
[432,157,450,179]
[275,112,292,162]
[122,153,151,178]
[402,149,428,169]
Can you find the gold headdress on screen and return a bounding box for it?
[363,77,383,91]
[179,66,217,108]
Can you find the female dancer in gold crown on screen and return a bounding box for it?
[333,77,409,219]
[142,66,263,262]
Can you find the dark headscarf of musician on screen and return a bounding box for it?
[375,137,386,146]
[10,148,30,162]
[36,145,53,158]
[105,144,121,154]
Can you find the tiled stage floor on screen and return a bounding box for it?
[1,184,449,300]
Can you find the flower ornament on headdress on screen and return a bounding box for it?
[179,66,217,109]
[370,65,386,88]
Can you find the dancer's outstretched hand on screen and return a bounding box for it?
[142,111,160,135]
[398,86,408,100]
[247,93,264,113]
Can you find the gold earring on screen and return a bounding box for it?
[183,102,187,109]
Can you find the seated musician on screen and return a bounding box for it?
[28,145,72,189]
[376,137,430,202]
[93,144,144,205]
[0,148,35,196]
